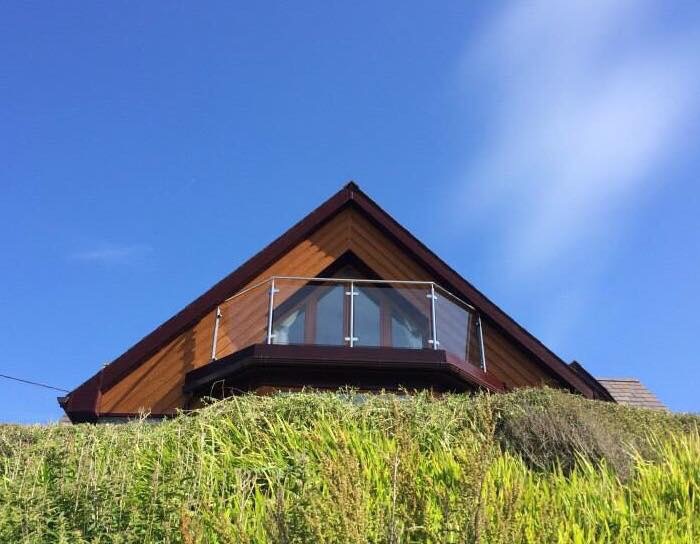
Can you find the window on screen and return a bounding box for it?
[315,285,345,345]
[272,307,305,344]
[391,312,424,349]
[269,274,429,350]
[354,288,381,346]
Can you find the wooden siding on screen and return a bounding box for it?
[100,311,216,414]
[99,207,561,415]
[482,325,561,390]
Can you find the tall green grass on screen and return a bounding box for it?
[0,389,697,543]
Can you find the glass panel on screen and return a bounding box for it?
[316,285,345,345]
[354,287,380,346]
[434,286,482,367]
[388,285,430,349]
[391,312,424,349]
[217,281,270,358]
[272,279,346,346]
[272,306,305,344]
[354,283,431,349]
[436,297,469,361]
[467,315,484,368]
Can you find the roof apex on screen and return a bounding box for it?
[344,180,360,192]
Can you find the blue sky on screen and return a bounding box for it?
[1,1,699,422]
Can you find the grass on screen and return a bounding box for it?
[0,389,698,543]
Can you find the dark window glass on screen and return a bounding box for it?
[316,285,345,345]
[354,288,380,346]
[391,312,424,349]
[272,307,306,344]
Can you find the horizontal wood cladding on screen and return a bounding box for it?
[482,324,562,390]
[98,206,563,415]
[100,311,216,414]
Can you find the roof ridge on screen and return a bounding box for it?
[597,377,643,382]
[344,180,360,192]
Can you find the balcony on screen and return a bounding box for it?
[184,276,502,396]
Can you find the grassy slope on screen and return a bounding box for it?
[1,389,698,543]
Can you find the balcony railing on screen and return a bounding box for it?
[209,276,487,371]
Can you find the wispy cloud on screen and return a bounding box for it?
[71,244,152,264]
[457,0,700,276]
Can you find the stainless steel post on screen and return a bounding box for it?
[477,315,487,371]
[429,283,438,349]
[345,280,357,347]
[210,306,222,361]
[266,278,278,344]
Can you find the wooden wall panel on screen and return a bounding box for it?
[100,311,216,414]
[99,206,563,415]
[482,324,561,389]
[348,210,432,282]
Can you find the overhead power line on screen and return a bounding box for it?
[0,373,69,393]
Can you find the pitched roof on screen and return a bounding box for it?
[597,378,667,410]
[62,182,600,419]
[568,361,616,402]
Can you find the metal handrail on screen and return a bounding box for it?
[210,274,487,372]
[220,277,276,304]
[220,275,477,312]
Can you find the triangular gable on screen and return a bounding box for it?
[62,182,597,420]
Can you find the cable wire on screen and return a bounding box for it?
[0,373,69,393]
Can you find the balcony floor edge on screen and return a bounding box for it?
[184,343,504,397]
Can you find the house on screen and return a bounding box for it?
[59,182,613,423]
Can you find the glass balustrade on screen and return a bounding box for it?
[208,276,486,370]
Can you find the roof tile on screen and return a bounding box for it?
[596,378,666,410]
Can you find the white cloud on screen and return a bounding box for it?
[71,244,151,264]
[457,0,700,275]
